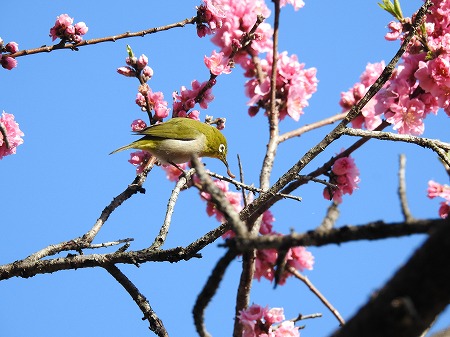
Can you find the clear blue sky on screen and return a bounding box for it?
[1,1,448,336]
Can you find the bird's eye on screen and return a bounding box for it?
[219,144,225,153]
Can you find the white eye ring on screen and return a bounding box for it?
[219,144,225,153]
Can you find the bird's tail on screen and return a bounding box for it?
[109,143,135,155]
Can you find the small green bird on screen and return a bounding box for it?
[111,117,235,178]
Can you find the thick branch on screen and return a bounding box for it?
[331,217,450,337]
[231,218,442,252]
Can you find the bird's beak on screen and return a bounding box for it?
[221,158,236,179]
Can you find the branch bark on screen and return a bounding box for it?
[330,217,450,337]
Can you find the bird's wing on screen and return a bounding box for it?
[134,119,201,141]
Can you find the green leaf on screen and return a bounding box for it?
[126,44,134,59]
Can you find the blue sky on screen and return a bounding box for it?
[1,1,449,336]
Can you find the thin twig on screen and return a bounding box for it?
[208,171,302,202]
[237,154,248,208]
[22,157,156,262]
[342,127,450,167]
[150,168,196,249]
[87,238,134,249]
[398,154,415,222]
[278,112,348,143]
[191,156,248,237]
[8,17,197,59]
[290,312,323,322]
[104,264,168,337]
[289,267,345,326]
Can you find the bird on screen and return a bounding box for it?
[110,117,235,178]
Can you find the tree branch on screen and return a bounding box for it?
[331,217,450,337]
[104,264,168,337]
[8,17,197,59]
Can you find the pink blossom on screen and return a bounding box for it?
[74,22,88,35]
[246,52,317,122]
[324,154,360,203]
[332,156,358,175]
[0,111,24,159]
[255,249,278,282]
[279,0,305,11]
[136,54,148,70]
[211,0,272,62]
[287,246,314,272]
[204,50,231,75]
[415,57,450,97]
[260,210,274,235]
[238,305,299,337]
[143,66,154,79]
[264,308,285,325]
[255,243,314,285]
[196,0,226,37]
[162,162,189,181]
[238,304,268,322]
[49,14,88,43]
[131,119,147,131]
[1,56,17,70]
[128,151,151,174]
[386,97,425,135]
[274,321,299,337]
[427,180,446,199]
[385,21,403,41]
[439,202,450,219]
[117,66,136,77]
[172,80,215,116]
[5,41,19,53]
[360,62,385,87]
[340,62,384,130]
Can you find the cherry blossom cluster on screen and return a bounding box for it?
[0,111,24,159]
[172,80,214,119]
[245,51,318,121]
[358,0,450,136]
[0,38,19,70]
[196,0,226,37]
[427,180,450,219]
[202,0,317,122]
[200,179,243,220]
[339,62,385,130]
[238,304,300,337]
[216,198,314,285]
[117,50,170,122]
[254,210,314,285]
[323,155,360,204]
[49,14,88,43]
[210,0,273,65]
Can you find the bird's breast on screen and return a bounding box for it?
[149,135,205,164]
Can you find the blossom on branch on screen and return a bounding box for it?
[427,180,450,219]
[49,14,88,43]
[323,154,360,204]
[0,111,24,159]
[196,0,226,37]
[245,51,318,121]
[238,304,300,337]
[172,80,214,117]
[0,38,19,70]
